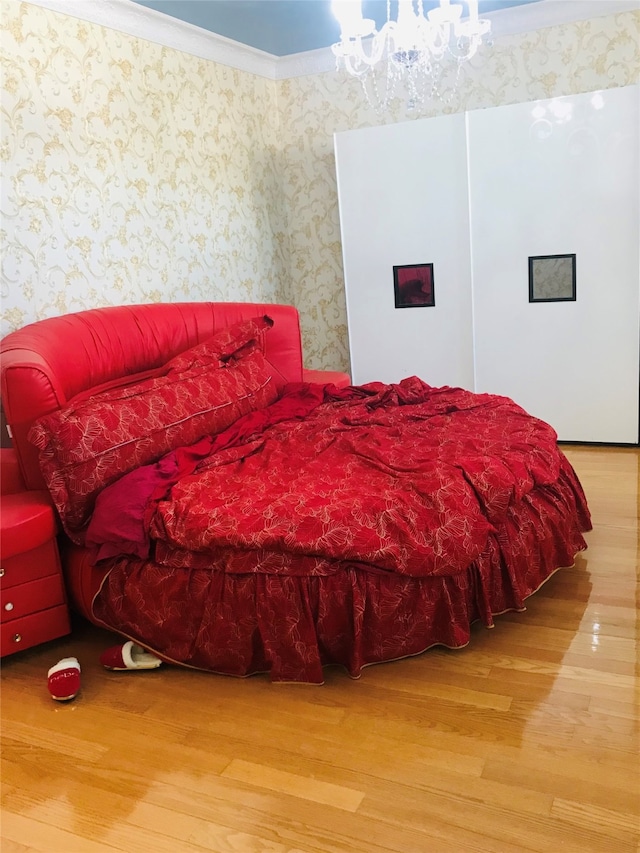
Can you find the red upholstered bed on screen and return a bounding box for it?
[0,302,591,683]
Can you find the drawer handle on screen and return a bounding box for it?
[4,602,14,612]
[13,633,21,643]
[0,567,4,577]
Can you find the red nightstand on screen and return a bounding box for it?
[1,449,71,656]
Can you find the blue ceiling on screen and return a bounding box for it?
[131,0,543,57]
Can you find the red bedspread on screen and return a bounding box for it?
[151,378,571,574]
[88,379,591,682]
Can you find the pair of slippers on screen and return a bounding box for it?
[47,642,163,702]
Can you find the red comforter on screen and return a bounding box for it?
[87,379,591,681]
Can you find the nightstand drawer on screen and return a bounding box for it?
[0,573,66,623]
[0,539,61,589]
[1,605,71,656]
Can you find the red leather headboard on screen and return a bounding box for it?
[0,302,304,490]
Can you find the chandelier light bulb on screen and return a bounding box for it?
[331,1,375,38]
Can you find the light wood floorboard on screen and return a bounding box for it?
[1,446,638,852]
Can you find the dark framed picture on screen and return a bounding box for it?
[393,263,435,309]
[529,254,576,303]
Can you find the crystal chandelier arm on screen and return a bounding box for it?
[334,26,395,72]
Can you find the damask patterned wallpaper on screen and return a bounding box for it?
[1,2,638,373]
[0,2,288,336]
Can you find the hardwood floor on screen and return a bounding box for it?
[1,446,638,852]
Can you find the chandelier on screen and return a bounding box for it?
[331,0,491,112]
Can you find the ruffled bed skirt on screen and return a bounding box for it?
[64,463,591,683]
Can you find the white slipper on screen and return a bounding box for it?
[47,657,81,701]
[99,641,163,671]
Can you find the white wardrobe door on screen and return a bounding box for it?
[335,114,474,389]
[468,86,640,443]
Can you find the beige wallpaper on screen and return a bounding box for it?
[0,1,288,338]
[1,3,638,375]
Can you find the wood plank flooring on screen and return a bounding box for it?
[1,446,638,852]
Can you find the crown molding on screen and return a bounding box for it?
[23,0,279,78]
[486,0,640,39]
[23,0,640,81]
[276,46,336,80]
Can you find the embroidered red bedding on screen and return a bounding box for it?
[84,378,590,682]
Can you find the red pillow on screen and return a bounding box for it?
[28,320,278,542]
[164,315,274,373]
